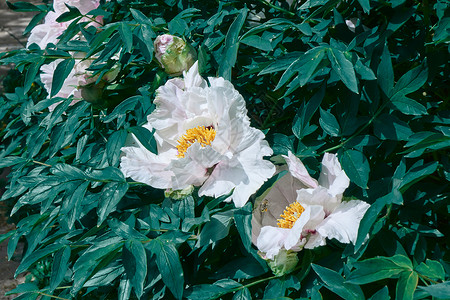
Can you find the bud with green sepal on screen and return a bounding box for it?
[154,34,197,76]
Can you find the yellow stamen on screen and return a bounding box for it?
[176,126,216,158]
[277,202,305,229]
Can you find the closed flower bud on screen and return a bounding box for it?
[261,249,299,277]
[154,34,197,76]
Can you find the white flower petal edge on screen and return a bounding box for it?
[315,199,370,245]
[120,61,275,207]
[254,151,370,259]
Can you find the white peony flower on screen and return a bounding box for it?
[27,0,102,49]
[254,151,370,259]
[120,61,275,207]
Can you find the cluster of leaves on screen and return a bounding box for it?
[0,0,449,299]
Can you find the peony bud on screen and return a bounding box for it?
[259,249,299,277]
[154,34,197,76]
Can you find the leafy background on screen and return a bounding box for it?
[0,0,449,299]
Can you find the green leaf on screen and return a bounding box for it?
[15,244,64,276]
[56,5,81,22]
[327,48,358,93]
[51,58,75,97]
[84,263,124,287]
[130,8,153,25]
[50,245,71,291]
[118,276,132,300]
[127,126,157,154]
[147,240,184,300]
[312,264,364,300]
[354,192,400,252]
[377,45,394,97]
[390,95,427,115]
[373,114,413,141]
[319,108,340,137]
[233,287,251,300]
[218,7,248,80]
[5,282,39,296]
[6,1,40,12]
[119,22,133,53]
[263,275,300,298]
[415,282,450,299]
[108,218,148,241]
[123,239,147,298]
[0,156,27,168]
[24,57,45,93]
[396,270,418,300]
[368,286,390,300]
[241,35,273,51]
[357,0,370,13]
[299,47,327,86]
[197,210,234,246]
[347,254,413,285]
[107,129,128,166]
[415,260,445,281]
[97,182,129,225]
[391,62,428,98]
[72,243,122,294]
[339,149,369,189]
[292,86,324,139]
[234,203,252,252]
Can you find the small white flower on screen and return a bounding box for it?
[120,61,275,207]
[254,151,370,259]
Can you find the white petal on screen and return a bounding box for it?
[318,153,350,197]
[284,206,312,250]
[170,143,222,190]
[316,200,370,244]
[297,186,340,215]
[120,144,175,189]
[183,61,207,88]
[257,226,291,259]
[283,151,318,189]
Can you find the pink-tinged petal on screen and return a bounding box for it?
[318,153,350,197]
[257,226,291,259]
[316,200,370,244]
[283,151,318,189]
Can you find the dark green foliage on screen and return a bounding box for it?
[0,0,448,299]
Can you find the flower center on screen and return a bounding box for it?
[176,126,216,158]
[277,202,305,229]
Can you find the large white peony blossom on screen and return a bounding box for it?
[254,151,370,259]
[27,0,102,49]
[120,62,275,207]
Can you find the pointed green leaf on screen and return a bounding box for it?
[51,58,75,97]
[50,245,71,291]
[340,149,369,189]
[218,8,248,80]
[327,48,358,93]
[312,264,364,300]
[147,240,184,300]
[123,240,147,298]
[97,182,128,225]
